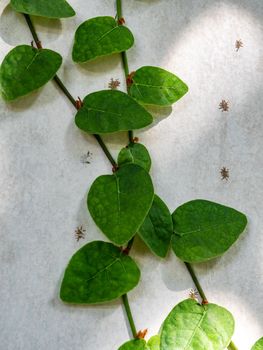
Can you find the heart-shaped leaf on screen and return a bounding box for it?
[118,143,152,172]
[160,299,234,350]
[75,90,153,134]
[118,337,160,350]
[0,45,62,101]
[60,241,140,304]
[118,339,147,350]
[11,0,75,18]
[72,16,134,62]
[138,195,173,258]
[129,66,188,106]
[252,338,263,350]
[88,164,154,245]
[172,199,247,263]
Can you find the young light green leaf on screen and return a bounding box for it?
[0,45,62,101]
[129,66,188,106]
[160,299,234,350]
[11,0,75,18]
[118,339,147,350]
[252,338,263,350]
[72,17,134,62]
[75,90,153,134]
[118,338,159,350]
[88,164,154,245]
[148,336,160,350]
[172,199,247,263]
[60,241,140,304]
[138,195,173,258]
[118,143,152,172]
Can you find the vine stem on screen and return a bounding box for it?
[122,294,137,338]
[228,341,239,350]
[23,14,117,168]
[116,0,134,143]
[185,263,239,350]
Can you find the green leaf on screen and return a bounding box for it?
[60,241,140,304]
[118,337,160,350]
[0,45,62,101]
[160,299,234,350]
[138,195,173,258]
[118,143,152,172]
[129,66,188,106]
[148,336,160,350]
[172,199,247,263]
[11,0,75,18]
[118,339,147,350]
[72,17,134,62]
[88,164,154,245]
[252,338,263,350]
[75,90,153,134]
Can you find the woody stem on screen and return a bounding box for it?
[23,14,117,168]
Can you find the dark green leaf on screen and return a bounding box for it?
[72,17,134,62]
[129,66,188,106]
[11,0,75,18]
[252,338,263,350]
[88,164,154,245]
[60,241,140,304]
[172,199,247,263]
[138,195,173,258]
[118,339,147,350]
[0,45,62,101]
[160,299,234,350]
[118,143,152,172]
[75,90,153,134]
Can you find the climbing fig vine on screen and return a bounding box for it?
[0,0,261,349]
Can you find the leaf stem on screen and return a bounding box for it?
[184,263,208,303]
[228,341,239,350]
[122,294,137,338]
[23,14,117,168]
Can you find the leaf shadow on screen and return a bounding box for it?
[0,4,62,46]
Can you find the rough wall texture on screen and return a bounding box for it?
[0,0,263,349]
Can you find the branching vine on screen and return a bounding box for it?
[1,0,262,350]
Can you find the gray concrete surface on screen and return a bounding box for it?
[0,0,263,349]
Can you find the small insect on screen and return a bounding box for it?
[189,288,199,301]
[137,329,148,339]
[118,17,126,25]
[235,39,243,51]
[219,99,229,112]
[80,151,92,164]
[220,167,230,180]
[133,137,139,143]
[126,71,135,87]
[74,225,86,241]
[108,78,121,90]
[76,97,83,110]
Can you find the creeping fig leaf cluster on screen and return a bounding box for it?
[1,0,260,349]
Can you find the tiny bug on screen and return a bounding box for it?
[74,225,86,241]
[220,167,230,180]
[219,99,229,112]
